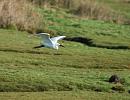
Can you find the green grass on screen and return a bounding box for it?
[0,0,130,99]
[0,91,130,100]
[39,8,130,48]
[0,28,130,93]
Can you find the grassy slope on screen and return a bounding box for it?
[0,91,130,100]
[0,29,130,92]
[0,0,130,99]
[41,8,130,47]
[0,23,130,99]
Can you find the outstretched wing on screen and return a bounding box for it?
[51,36,66,43]
[37,33,53,44]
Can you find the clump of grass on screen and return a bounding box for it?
[121,0,130,3]
[0,0,44,33]
[73,0,125,24]
[29,0,126,24]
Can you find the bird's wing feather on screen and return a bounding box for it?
[51,36,66,43]
[38,33,53,44]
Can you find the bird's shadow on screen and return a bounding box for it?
[64,37,130,50]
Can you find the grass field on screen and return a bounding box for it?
[0,24,130,99]
[0,0,130,99]
[0,91,130,100]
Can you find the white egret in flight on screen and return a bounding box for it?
[34,33,66,49]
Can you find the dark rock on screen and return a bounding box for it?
[109,75,120,83]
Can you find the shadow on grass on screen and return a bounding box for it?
[0,48,65,56]
[64,37,130,50]
[0,48,48,54]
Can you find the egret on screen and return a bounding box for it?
[34,33,66,49]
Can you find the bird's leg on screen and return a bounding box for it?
[33,45,44,49]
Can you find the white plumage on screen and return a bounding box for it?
[35,33,66,49]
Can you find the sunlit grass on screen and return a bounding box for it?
[0,91,130,100]
[0,0,130,99]
[0,29,130,93]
